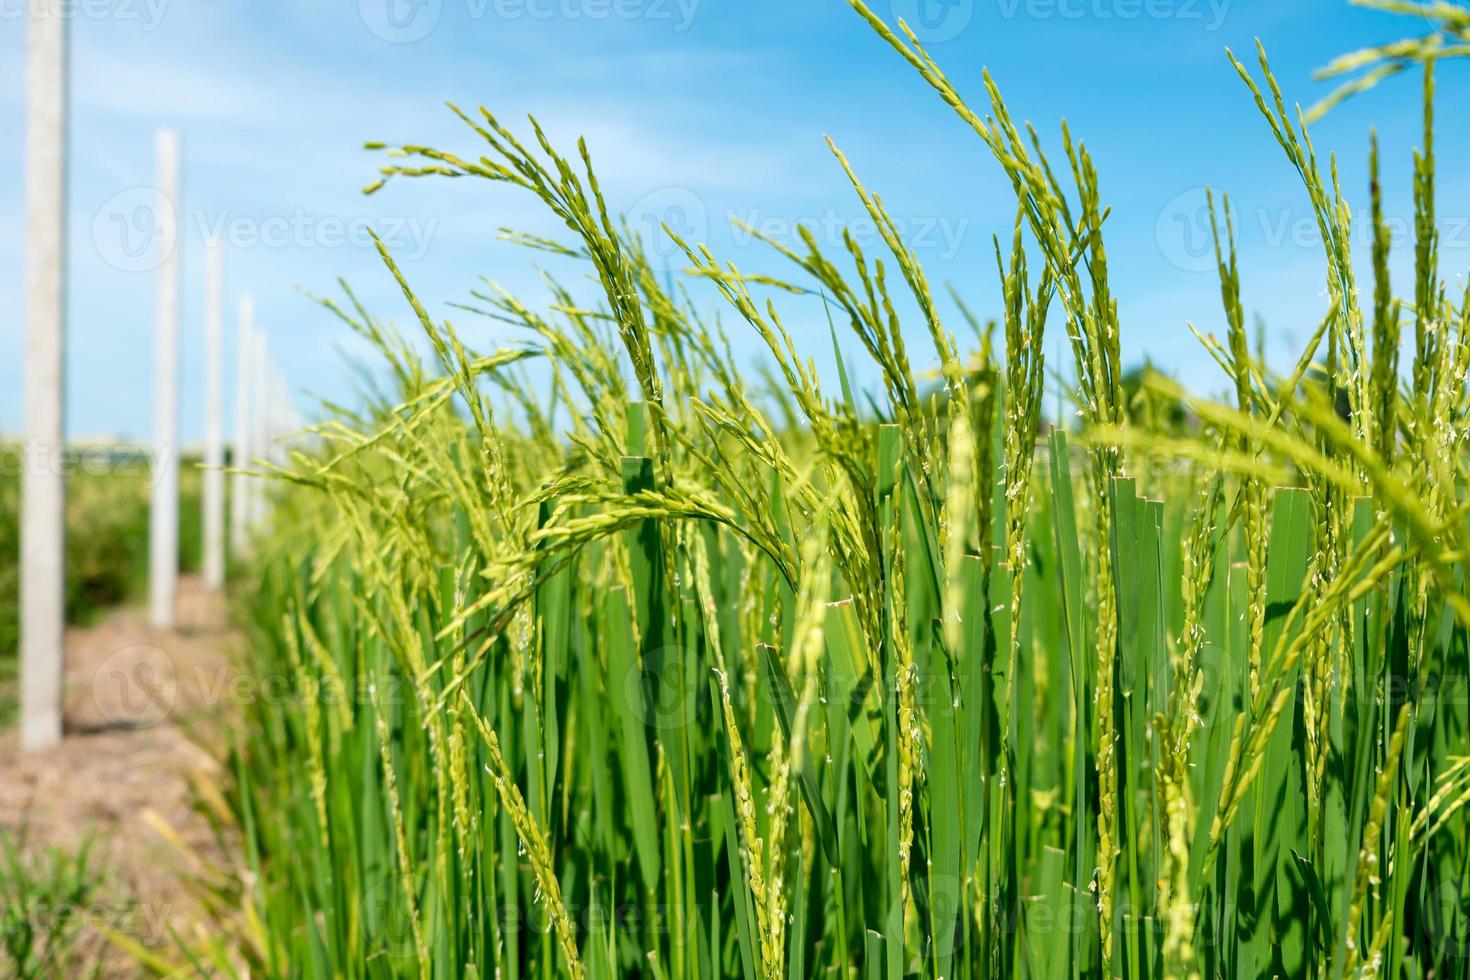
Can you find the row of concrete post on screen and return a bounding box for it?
[21,3,294,750]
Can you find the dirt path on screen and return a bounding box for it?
[0,575,242,976]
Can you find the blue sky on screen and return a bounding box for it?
[1,0,1466,441]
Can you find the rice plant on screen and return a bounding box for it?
[183,1,1470,976]
[0,825,101,980]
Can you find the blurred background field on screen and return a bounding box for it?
[0,447,203,726]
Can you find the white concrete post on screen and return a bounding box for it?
[249,326,269,529]
[267,366,291,524]
[230,295,253,557]
[148,129,182,630]
[202,240,225,590]
[20,0,69,751]
[270,364,289,469]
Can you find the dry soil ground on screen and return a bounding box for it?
[0,575,241,976]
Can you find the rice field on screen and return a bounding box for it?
[185,2,1470,976]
